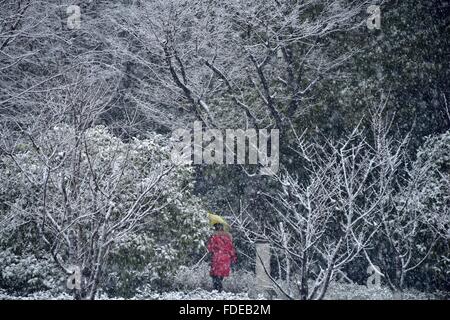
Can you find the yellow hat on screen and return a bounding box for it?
[208,212,230,231]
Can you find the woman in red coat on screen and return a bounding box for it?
[207,223,237,292]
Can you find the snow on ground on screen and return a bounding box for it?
[0,284,439,300]
[134,289,265,300]
[0,289,264,300]
[324,283,436,300]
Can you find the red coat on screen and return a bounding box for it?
[207,231,237,277]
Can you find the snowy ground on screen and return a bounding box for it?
[0,289,263,300]
[323,283,437,300]
[134,289,265,300]
[0,283,439,300]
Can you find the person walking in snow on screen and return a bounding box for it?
[207,223,237,292]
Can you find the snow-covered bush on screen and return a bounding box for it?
[0,250,63,296]
[366,128,450,292]
[172,262,213,292]
[0,124,209,299]
[412,130,450,239]
[408,130,450,292]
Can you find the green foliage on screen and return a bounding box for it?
[0,250,62,296]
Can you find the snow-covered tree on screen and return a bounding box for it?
[108,0,369,131]
[378,130,450,291]
[232,121,384,299]
[0,124,208,299]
